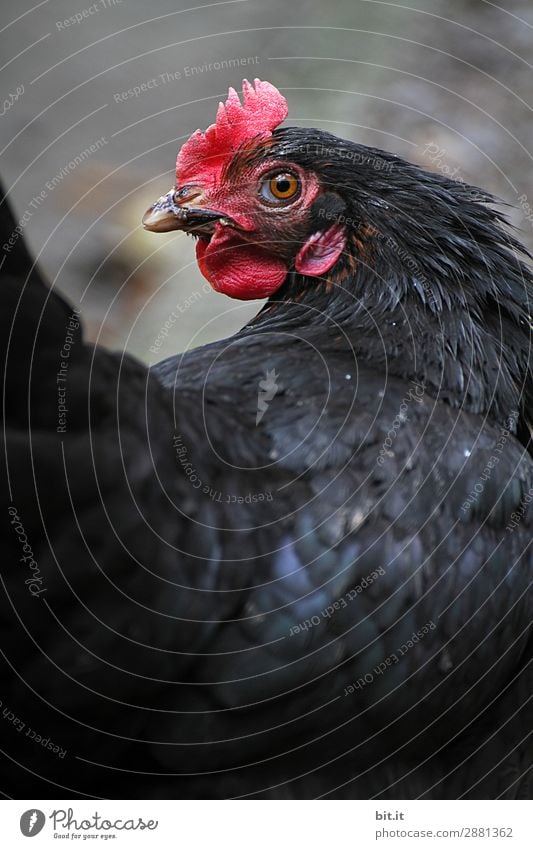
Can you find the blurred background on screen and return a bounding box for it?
[2,0,532,363]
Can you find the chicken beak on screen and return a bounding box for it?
[142,188,226,235]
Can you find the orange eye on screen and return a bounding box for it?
[260,171,300,204]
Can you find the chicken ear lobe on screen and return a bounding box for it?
[294,223,346,277]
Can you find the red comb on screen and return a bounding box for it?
[176,79,288,186]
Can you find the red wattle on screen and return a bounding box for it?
[196,226,288,300]
[294,223,347,277]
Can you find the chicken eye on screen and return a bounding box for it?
[260,171,300,204]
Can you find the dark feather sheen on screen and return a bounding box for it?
[1,122,532,803]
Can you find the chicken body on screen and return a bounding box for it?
[1,81,532,799]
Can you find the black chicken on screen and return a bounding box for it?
[1,79,531,800]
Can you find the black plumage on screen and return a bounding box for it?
[0,122,532,800]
